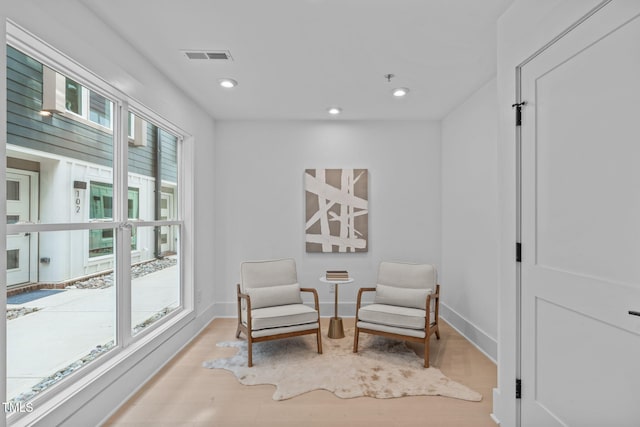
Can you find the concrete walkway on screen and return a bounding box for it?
[6,264,179,400]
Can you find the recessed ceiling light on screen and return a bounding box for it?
[327,107,342,115]
[392,87,409,97]
[218,78,238,89]
[39,110,52,116]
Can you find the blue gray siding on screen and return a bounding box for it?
[7,46,178,182]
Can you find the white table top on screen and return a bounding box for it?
[319,277,354,284]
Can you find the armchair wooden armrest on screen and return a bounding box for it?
[300,287,320,311]
[236,284,252,339]
[236,283,252,308]
[355,287,377,313]
[431,284,441,325]
[424,284,440,312]
[431,284,440,299]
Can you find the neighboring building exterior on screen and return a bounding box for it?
[6,46,178,288]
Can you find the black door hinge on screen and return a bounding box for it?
[516,242,522,263]
[516,379,522,399]
[512,102,526,126]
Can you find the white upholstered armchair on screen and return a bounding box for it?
[353,261,440,368]
[235,258,323,367]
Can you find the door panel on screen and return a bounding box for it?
[520,2,640,426]
[6,172,32,285]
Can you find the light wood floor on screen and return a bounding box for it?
[104,317,497,426]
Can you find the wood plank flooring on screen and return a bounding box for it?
[104,317,497,426]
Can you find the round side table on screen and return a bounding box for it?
[319,277,354,339]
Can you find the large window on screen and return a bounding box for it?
[4,41,186,417]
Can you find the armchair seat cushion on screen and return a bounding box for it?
[243,303,318,330]
[356,321,426,339]
[358,303,427,330]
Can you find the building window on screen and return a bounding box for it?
[6,249,19,270]
[65,78,82,115]
[43,72,114,130]
[89,182,139,257]
[89,90,112,128]
[6,180,19,200]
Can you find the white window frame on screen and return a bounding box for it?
[3,21,195,426]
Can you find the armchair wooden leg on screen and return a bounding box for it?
[235,324,242,339]
[247,338,253,367]
[424,338,430,368]
[435,326,440,340]
[316,329,323,354]
[353,325,360,353]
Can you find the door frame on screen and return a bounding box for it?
[514,1,615,425]
[6,168,39,288]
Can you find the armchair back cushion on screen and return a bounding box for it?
[373,284,431,310]
[377,261,436,290]
[245,283,303,309]
[241,258,298,290]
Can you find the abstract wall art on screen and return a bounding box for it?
[305,169,368,253]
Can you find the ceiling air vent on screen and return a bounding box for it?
[183,50,233,61]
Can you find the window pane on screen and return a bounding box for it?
[6,230,116,404]
[65,78,82,114]
[128,112,134,139]
[89,91,112,128]
[7,249,19,269]
[7,46,114,225]
[6,180,19,201]
[131,225,180,336]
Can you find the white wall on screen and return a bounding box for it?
[213,120,441,316]
[494,1,603,425]
[0,1,216,426]
[441,78,499,362]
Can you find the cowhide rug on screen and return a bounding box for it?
[202,328,482,402]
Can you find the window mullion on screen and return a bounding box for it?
[81,85,89,119]
[114,100,132,349]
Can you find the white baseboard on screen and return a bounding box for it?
[439,303,497,363]
[490,413,501,425]
[491,388,502,425]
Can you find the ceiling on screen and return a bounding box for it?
[80,0,513,121]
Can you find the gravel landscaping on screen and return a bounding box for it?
[67,257,177,290]
[7,307,40,320]
[9,305,176,404]
[6,257,178,402]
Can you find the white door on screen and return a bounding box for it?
[6,171,33,286]
[519,3,640,426]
